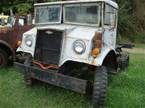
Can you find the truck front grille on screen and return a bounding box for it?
[34,29,63,65]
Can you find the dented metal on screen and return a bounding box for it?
[17,0,118,67]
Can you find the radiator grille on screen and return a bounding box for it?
[34,29,63,65]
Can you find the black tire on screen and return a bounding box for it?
[118,51,129,70]
[122,52,129,68]
[93,66,108,108]
[24,55,33,86]
[0,48,8,68]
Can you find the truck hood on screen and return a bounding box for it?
[37,24,101,40]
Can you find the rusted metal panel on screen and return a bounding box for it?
[14,62,87,94]
[31,66,87,94]
[0,15,33,50]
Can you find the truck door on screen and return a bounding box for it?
[103,4,117,49]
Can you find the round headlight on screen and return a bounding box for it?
[73,40,86,54]
[25,35,33,47]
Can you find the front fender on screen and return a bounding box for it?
[60,48,116,67]
[0,40,15,60]
[93,48,116,66]
[16,27,37,56]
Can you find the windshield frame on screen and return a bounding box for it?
[34,5,62,25]
[63,3,101,27]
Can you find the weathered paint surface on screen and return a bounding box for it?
[17,0,118,67]
[31,66,87,93]
[14,61,87,94]
[17,27,37,56]
[17,24,116,66]
[0,16,33,49]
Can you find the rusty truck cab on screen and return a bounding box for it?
[0,15,33,67]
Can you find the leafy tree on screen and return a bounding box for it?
[15,3,32,15]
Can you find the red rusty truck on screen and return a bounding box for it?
[0,15,33,68]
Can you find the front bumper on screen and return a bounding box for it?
[14,62,88,94]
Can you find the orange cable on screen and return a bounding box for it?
[33,61,59,70]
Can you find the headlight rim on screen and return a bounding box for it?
[24,35,33,47]
[73,40,86,54]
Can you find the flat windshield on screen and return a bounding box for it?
[64,4,100,26]
[35,5,61,24]
[7,16,15,27]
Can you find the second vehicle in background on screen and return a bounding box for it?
[0,15,33,68]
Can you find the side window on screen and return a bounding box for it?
[104,4,117,27]
[18,18,24,26]
[18,17,27,26]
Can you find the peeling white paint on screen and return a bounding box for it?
[17,0,118,67]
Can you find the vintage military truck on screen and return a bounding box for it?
[0,15,33,67]
[16,0,129,107]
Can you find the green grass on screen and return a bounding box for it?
[0,51,145,108]
[107,53,145,108]
[135,44,145,49]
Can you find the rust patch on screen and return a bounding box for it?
[0,15,33,50]
[93,32,102,48]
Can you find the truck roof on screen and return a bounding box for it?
[34,0,118,9]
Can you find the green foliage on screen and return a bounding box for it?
[15,3,32,15]
[128,33,145,43]
[118,0,134,35]
[0,0,34,14]
[118,0,145,43]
